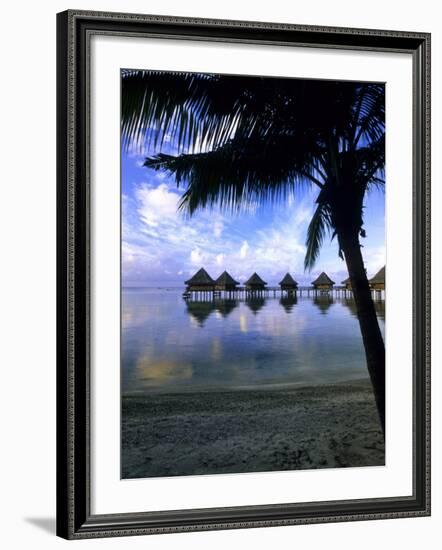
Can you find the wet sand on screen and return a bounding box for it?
[121,379,385,479]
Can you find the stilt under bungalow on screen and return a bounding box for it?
[311,272,335,295]
[245,272,267,296]
[184,267,215,300]
[278,273,298,296]
[215,270,240,298]
[341,276,352,297]
[368,266,385,299]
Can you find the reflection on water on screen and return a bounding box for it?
[313,295,334,315]
[215,299,238,318]
[186,299,241,326]
[341,297,385,321]
[279,295,297,314]
[122,288,385,393]
[245,297,266,315]
[186,300,217,326]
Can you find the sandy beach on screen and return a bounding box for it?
[122,379,384,479]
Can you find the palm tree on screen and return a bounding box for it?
[121,71,386,433]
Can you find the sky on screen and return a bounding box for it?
[121,79,385,288]
[122,149,385,288]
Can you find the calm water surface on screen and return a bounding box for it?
[122,288,385,393]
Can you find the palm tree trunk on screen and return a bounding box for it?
[339,231,385,435]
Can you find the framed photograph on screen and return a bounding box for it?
[56,10,430,539]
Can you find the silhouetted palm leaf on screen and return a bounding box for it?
[122,71,385,270]
[145,133,325,214]
[304,202,332,270]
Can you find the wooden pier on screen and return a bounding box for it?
[183,285,385,301]
[182,267,385,301]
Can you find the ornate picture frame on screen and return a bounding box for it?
[56,10,430,539]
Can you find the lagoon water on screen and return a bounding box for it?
[122,288,385,394]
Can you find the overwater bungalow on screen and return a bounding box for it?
[369,266,385,291]
[278,273,298,294]
[245,272,267,294]
[341,276,352,290]
[311,272,335,294]
[215,270,240,292]
[184,267,215,297]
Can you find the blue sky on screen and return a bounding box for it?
[121,137,385,287]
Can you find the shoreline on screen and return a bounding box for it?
[122,379,384,479]
[122,377,371,397]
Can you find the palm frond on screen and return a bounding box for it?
[304,202,332,271]
[353,134,385,188]
[123,71,385,274]
[121,71,285,154]
[144,134,325,215]
[121,71,384,158]
[352,84,385,149]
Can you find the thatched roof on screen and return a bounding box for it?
[311,272,335,286]
[341,276,351,284]
[215,270,239,286]
[369,266,385,285]
[245,272,267,285]
[185,267,215,286]
[279,273,298,286]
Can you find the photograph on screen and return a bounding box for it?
[120,70,386,479]
[54,7,431,540]
[0,0,436,544]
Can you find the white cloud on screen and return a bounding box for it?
[363,245,386,276]
[190,248,204,265]
[123,176,384,287]
[213,220,224,238]
[136,183,180,227]
[126,185,315,284]
[239,241,249,259]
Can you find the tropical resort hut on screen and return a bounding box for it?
[341,276,352,290]
[278,273,298,295]
[341,275,353,297]
[369,266,385,298]
[311,272,335,294]
[245,272,267,295]
[215,270,240,296]
[184,267,215,299]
